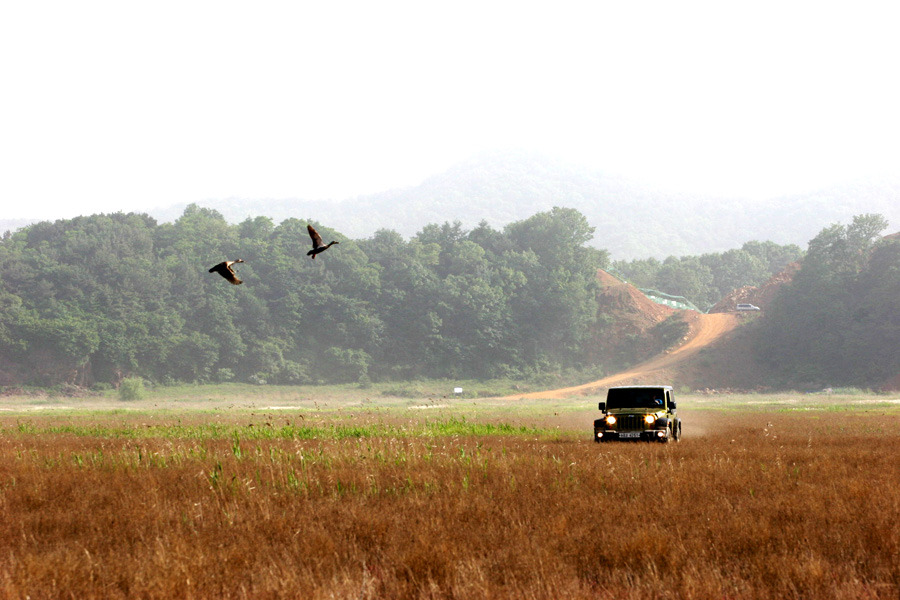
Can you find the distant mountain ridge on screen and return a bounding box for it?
[4,151,898,260]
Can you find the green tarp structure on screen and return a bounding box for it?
[603,267,703,312]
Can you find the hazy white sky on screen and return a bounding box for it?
[1,1,898,220]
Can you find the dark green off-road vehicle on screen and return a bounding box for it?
[593,385,681,443]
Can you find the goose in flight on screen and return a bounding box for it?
[208,259,244,284]
[307,224,339,259]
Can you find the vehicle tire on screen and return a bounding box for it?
[674,422,682,442]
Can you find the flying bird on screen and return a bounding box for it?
[208,259,245,284]
[307,224,339,259]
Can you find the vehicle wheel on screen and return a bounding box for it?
[674,422,682,442]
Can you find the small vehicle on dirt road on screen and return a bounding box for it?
[594,385,681,443]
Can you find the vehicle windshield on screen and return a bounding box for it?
[606,388,666,409]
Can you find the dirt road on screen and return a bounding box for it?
[501,312,740,400]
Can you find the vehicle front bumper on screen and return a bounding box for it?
[594,429,669,442]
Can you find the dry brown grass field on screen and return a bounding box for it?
[0,393,898,599]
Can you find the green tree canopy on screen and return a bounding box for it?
[752,214,898,387]
[0,206,608,386]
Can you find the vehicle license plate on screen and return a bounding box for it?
[619,431,641,439]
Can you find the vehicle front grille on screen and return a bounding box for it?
[616,414,651,431]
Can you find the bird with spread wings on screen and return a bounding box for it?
[208,259,244,284]
[306,224,339,259]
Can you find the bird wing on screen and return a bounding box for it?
[210,261,242,284]
[224,261,242,284]
[307,224,324,249]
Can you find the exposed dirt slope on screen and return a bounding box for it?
[594,269,673,323]
[582,270,675,366]
[502,311,740,399]
[710,261,800,313]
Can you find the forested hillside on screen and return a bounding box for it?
[751,214,900,388]
[0,206,607,388]
[1,205,895,391]
[612,241,804,312]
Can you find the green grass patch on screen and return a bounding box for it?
[2,417,557,441]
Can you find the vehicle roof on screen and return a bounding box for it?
[607,385,673,390]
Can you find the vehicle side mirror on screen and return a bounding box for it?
[669,401,677,410]
[598,402,606,412]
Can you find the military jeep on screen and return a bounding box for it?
[594,385,681,443]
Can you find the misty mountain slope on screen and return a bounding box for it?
[190,152,900,259]
[4,152,897,260]
[378,153,900,259]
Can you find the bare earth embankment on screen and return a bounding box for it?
[503,311,740,400]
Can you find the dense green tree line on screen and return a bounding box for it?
[0,206,607,387]
[612,240,804,310]
[752,214,900,387]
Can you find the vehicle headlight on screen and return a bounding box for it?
[644,414,656,425]
[605,415,616,426]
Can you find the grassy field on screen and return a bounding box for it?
[1,387,898,599]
